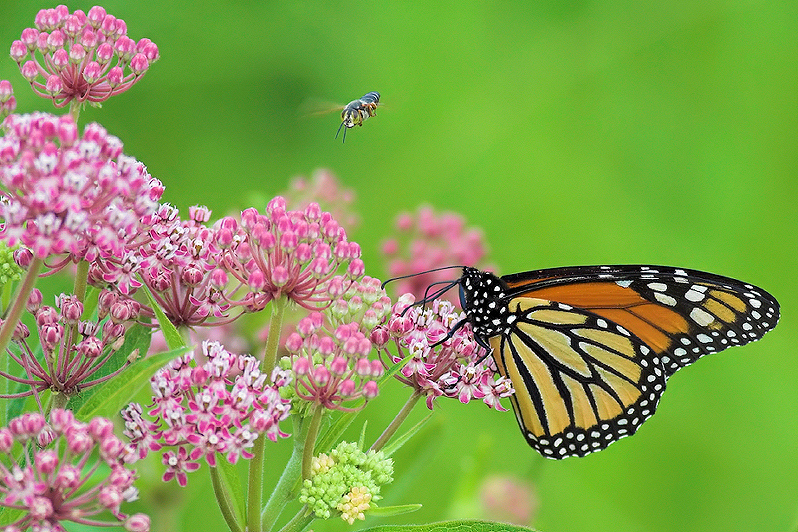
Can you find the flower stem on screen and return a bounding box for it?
[277,507,313,532]
[262,296,287,375]
[0,257,43,358]
[246,436,266,532]
[260,415,308,532]
[370,389,422,452]
[210,464,244,532]
[302,404,325,480]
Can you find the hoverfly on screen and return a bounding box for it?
[335,91,380,143]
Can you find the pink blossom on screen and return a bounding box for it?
[9,6,159,107]
[0,409,145,531]
[122,341,291,485]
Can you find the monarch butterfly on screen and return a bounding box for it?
[433,265,779,458]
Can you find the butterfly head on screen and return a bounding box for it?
[460,267,511,338]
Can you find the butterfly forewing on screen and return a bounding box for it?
[503,265,779,376]
[460,265,780,459]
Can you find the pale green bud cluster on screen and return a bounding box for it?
[299,441,394,524]
[0,243,23,286]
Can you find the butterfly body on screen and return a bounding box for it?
[457,265,779,458]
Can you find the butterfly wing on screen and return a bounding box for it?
[481,265,779,458]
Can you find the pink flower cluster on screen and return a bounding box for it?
[215,197,364,311]
[122,341,292,487]
[0,112,163,262]
[9,5,158,107]
[95,203,229,327]
[381,206,490,304]
[285,312,384,411]
[0,409,147,532]
[372,295,514,410]
[0,288,139,400]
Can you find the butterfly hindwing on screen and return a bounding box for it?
[490,297,666,458]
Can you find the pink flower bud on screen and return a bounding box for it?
[125,513,151,532]
[318,336,336,356]
[248,269,265,291]
[130,52,149,75]
[338,379,355,396]
[369,326,390,348]
[355,357,372,377]
[13,247,33,269]
[370,360,385,378]
[293,356,310,376]
[330,356,348,375]
[10,41,28,63]
[363,380,379,399]
[69,43,86,63]
[96,42,114,64]
[0,428,14,452]
[271,265,289,287]
[210,268,228,288]
[21,60,39,81]
[87,6,107,28]
[313,365,330,386]
[82,61,102,83]
[107,65,124,86]
[35,450,59,474]
[284,332,303,353]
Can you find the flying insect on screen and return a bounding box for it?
[335,91,380,142]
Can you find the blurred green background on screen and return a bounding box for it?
[2,1,797,531]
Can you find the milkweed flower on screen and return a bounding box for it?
[0,289,139,399]
[9,5,159,108]
[283,312,383,413]
[381,205,490,304]
[372,295,514,410]
[98,203,233,328]
[0,409,147,531]
[122,341,291,486]
[0,113,163,264]
[217,196,364,311]
[299,441,393,524]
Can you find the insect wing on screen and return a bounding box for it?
[491,296,666,458]
[484,264,779,458]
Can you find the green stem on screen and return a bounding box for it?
[247,436,265,532]
[370,390,422,452]
[260,415,308,532]
[277,507,313,532]
[0,257,43,358]
[262,297,287,375]
[302,404,325,481]
[210,465,244,532]
[72,260,89,302]
[69,100,81,123]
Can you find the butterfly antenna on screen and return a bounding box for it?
[381,265,465,289]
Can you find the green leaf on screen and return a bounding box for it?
[356,520,539,532]
[210,460,245,532]
[67,323,153,413]
[80,285,100,321]
[75,347,190,420]
[381,413,433,457]
[142,284,185,349]
[367,504,423,517]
